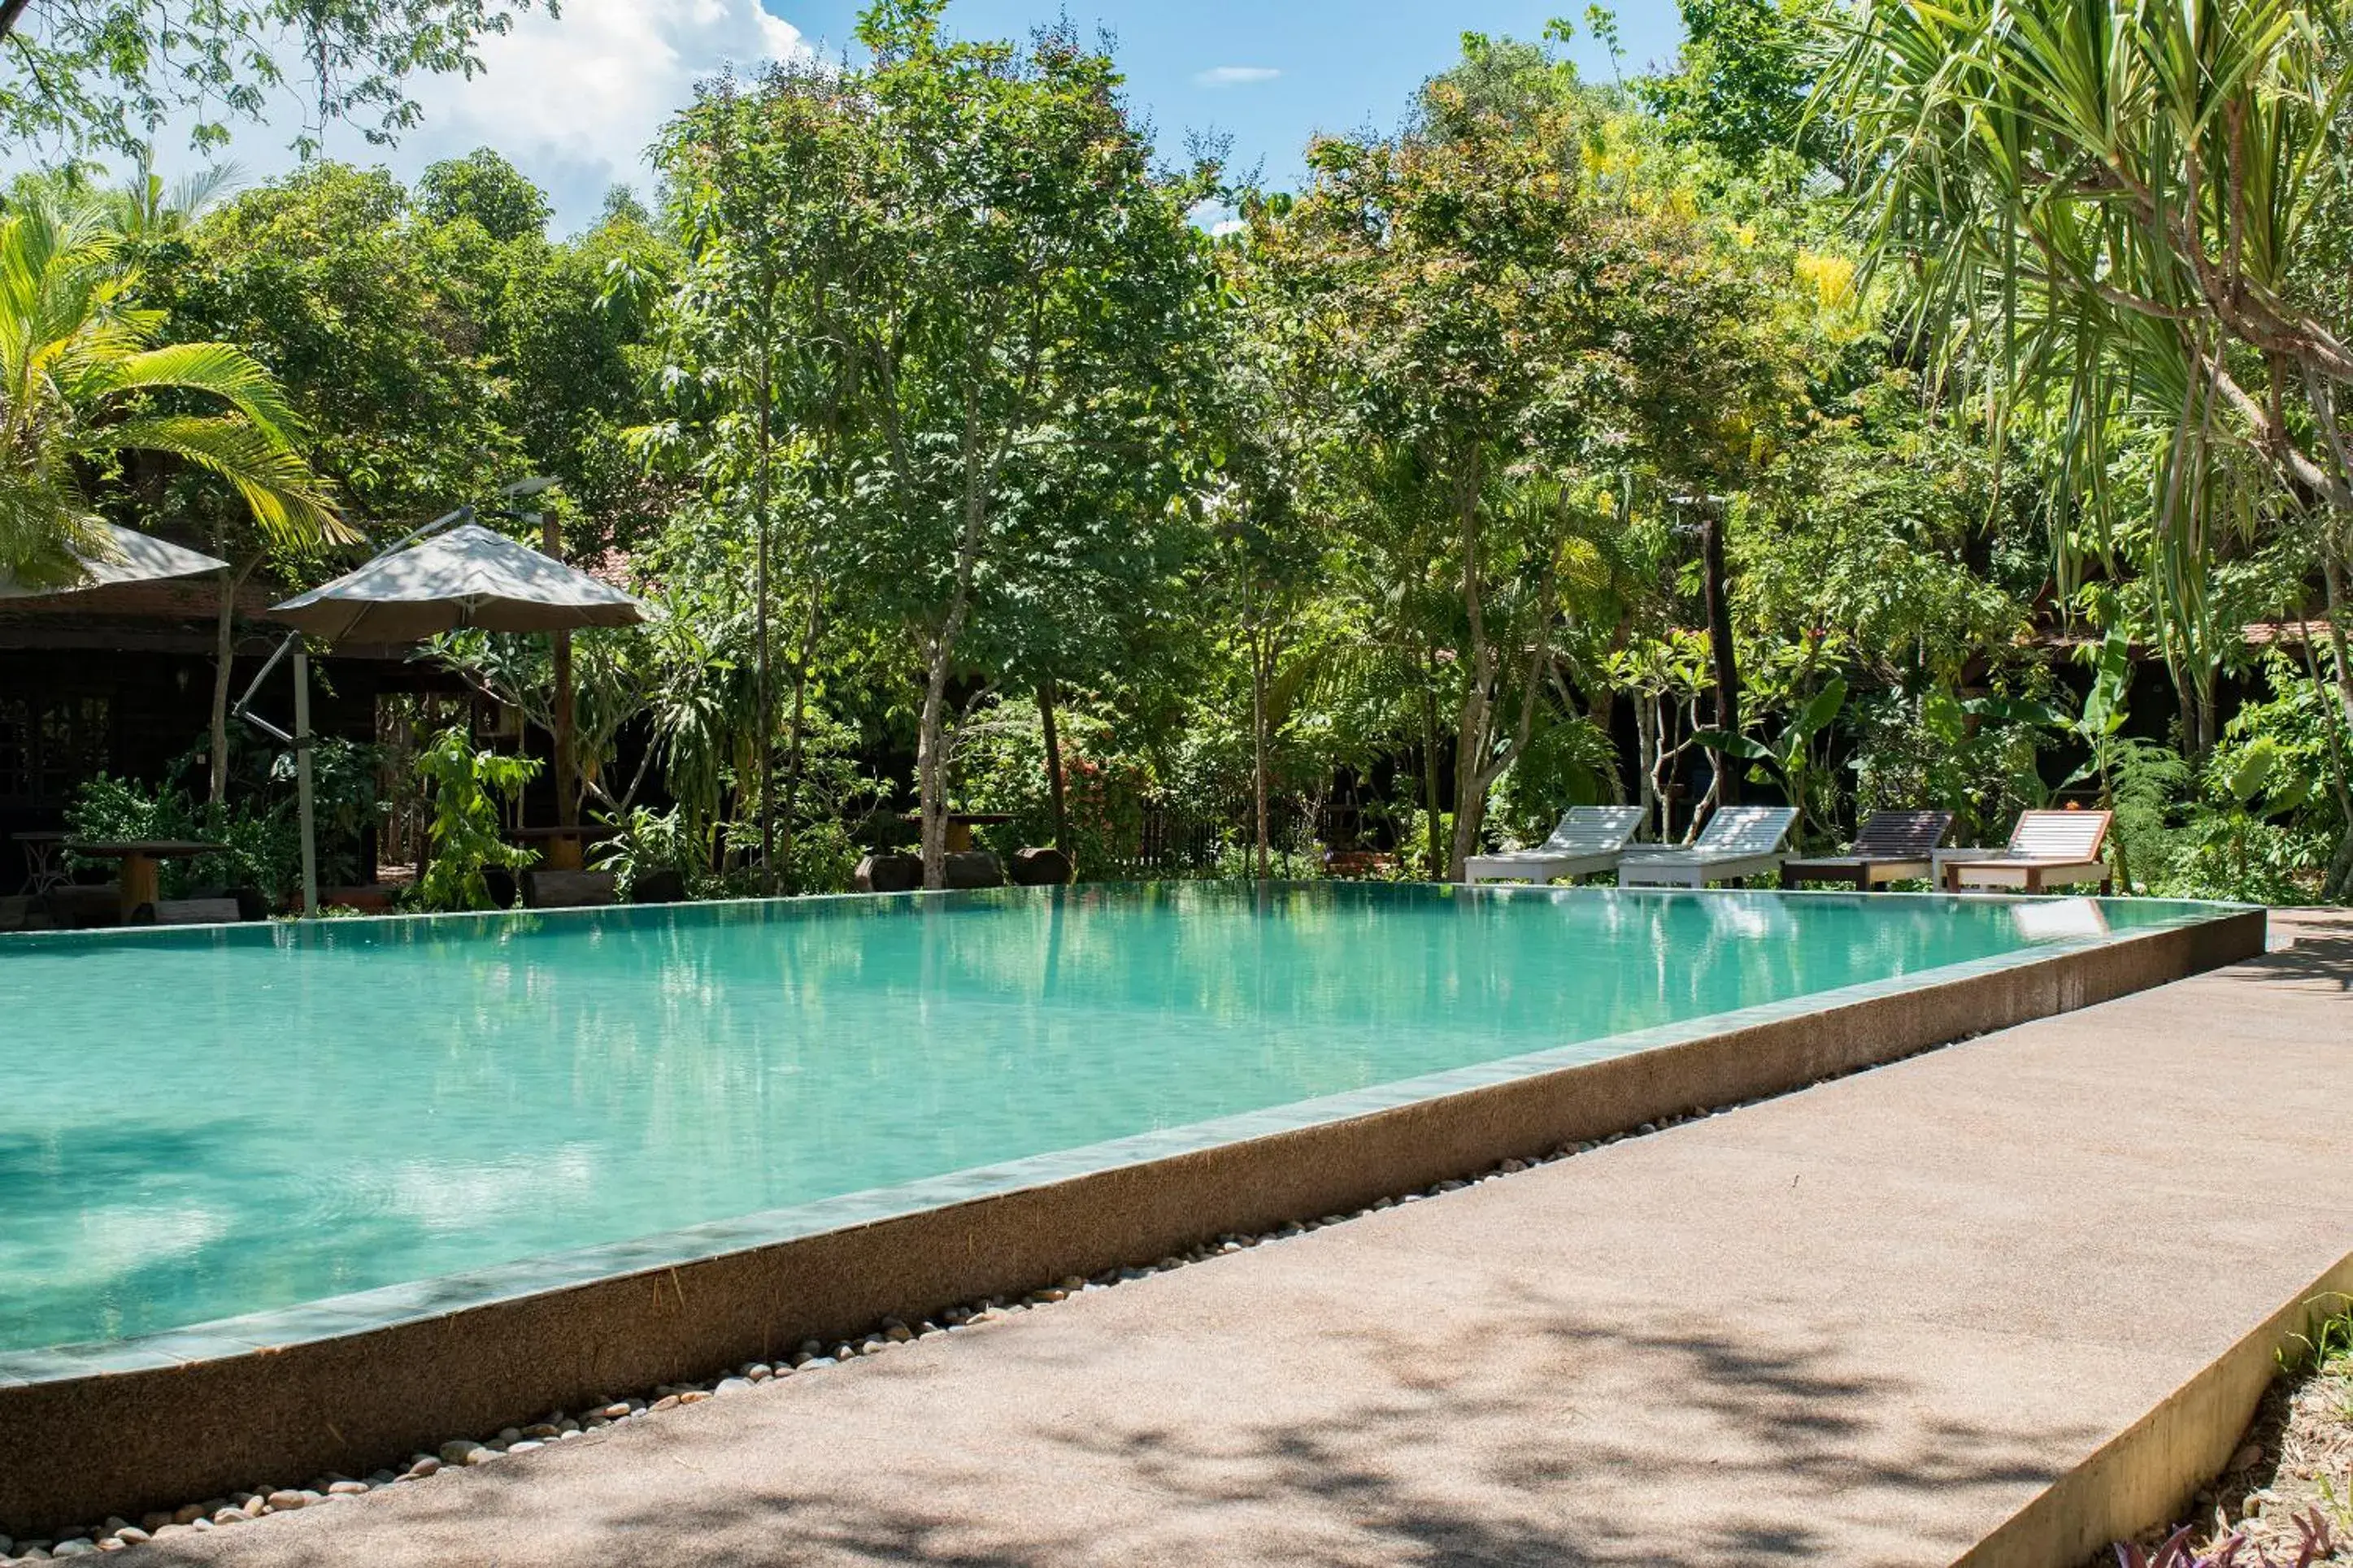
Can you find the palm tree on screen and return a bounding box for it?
[1827,0,2353,897]
[0,194,345,798]
[1,196,340,587]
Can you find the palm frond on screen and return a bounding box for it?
[85,415,349,547]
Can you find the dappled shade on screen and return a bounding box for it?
[268,522,651,642]
[0,521,227,599]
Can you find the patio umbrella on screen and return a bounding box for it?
[0,521,228,598]
[259,519,654,916]
[267,522,649,640]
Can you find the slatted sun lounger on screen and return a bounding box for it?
[1940,809,2116,894]
[1464,805,1645,886]
[1781,810,1955,891]
[1615,805,1799,889]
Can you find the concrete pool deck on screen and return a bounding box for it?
[131,914,2351,1567]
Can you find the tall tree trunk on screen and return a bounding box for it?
[917,641,955,889]
[208,554,262,805]
[1446,458,1494,881]
[1420,648,1446,880]
[1447,654,1497,881]
[919,432,990,892]
[1698,502,1742,806]
[1249,635,1271,879]
[1038,676,1069,854]
[1449,644,1549,879]
[777,596,822,888]
[1635,693,1660,840]
[754,360,776,894]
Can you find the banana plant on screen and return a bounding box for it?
[1694,676,1846,840]
[2057,623,2141,888]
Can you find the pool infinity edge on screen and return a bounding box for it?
[0,893,2265,1533]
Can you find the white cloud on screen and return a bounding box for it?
[198,0,808,233]
[1209,218,1248,237]
[1193,65,1281,88]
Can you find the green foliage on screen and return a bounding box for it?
[63,772,314,901]
[17,3,2342,911]
[415,149,551,242]
[2127,655,2346,903]
[0,0,546,159]
[589,806,701,901]
[1696,672,1845,836]
[412,727,538,911]
[149,163,523,531]
[647,5,1219,888]
[0,193,341,587]
[1637,0,1837,171]
[1492,715,1619,845]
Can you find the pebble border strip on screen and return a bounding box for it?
[0,1040,1964,1563]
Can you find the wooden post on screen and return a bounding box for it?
[543,510,580,870]
[1038,678,1069,853]
[118,853,160,920]
[294,648,318,917]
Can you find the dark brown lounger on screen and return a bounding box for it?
[1782,810,1955,891]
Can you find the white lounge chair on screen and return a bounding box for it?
[1464,806,1644,885]
[1940,809,2115,894]
[1616,805,1799,888]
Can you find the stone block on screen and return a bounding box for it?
[854,853,924,894]
[1010,847,1075,886]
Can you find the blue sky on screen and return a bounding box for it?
[781,1,1689,190]
[176,0,1688,233]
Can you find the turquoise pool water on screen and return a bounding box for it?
[0,883,2216,1356]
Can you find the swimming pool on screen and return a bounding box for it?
[0,882,2226,1359]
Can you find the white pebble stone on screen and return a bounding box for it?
[715,1378,753,1396]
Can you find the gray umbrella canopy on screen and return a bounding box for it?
[268,523,650,642]
[0,521,229,599]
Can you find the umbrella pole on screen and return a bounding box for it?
[545,510,579,869]
[294,648,319,917]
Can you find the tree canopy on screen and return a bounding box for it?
[11,0,2353,910]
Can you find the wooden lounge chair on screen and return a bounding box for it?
[1464,806,1645,885]
[1940,810,2115,894]
[1616,805,1799,888]
[1782,810,1955,891]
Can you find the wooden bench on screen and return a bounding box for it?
[521,869,619,909]
[153,898,245,926]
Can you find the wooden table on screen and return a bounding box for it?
[64,840,224,920]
